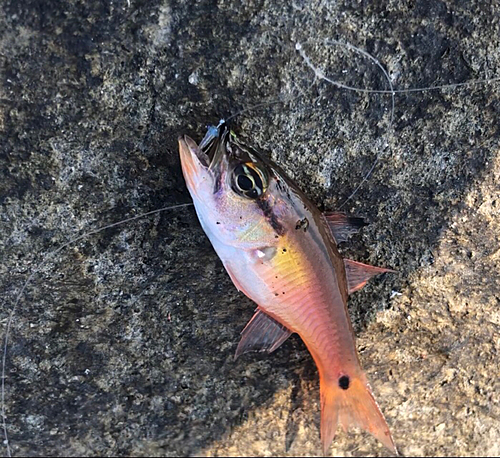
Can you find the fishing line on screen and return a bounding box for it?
[223,76,319,124]
[295,39,395,209]
[209,38,499,211]
[220,39,395,211]
[223,38,499,208]
[1,202,193,457]
[3,35,500,457]
[296,40,395,125]
[222,39,500,129]
[295,38,500,207]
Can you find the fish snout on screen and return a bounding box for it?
[179,134,204,161]
[178,134,213,195]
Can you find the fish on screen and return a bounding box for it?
[178,122,397,454]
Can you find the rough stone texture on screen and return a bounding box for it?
[1,0,499,456]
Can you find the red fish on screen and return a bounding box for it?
[178,123,397,454]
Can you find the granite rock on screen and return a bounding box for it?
[1,0,499,456]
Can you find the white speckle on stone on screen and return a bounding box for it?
[188,71,199,86]
[435,423,446,433]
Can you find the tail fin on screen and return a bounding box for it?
[320,374,397,455]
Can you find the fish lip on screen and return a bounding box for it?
[178,134,210,168]
[179,124,230,171]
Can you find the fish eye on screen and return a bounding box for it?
[232,163,266,199]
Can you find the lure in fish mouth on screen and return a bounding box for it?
[178,123,398,455]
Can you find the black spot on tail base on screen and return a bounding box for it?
[338,375,350,390]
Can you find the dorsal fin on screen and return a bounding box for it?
[235,309,292,359]
[323,211,367,243]
[344,259,395,294]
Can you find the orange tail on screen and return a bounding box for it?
[320,374,397,455]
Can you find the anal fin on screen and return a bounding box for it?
[344,259,396,294]
[323,211,367,243]
[235,309,293,359]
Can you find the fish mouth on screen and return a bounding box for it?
[178,134,210,168]
[179,121,230,191]
[203,123,230,171]
[179,123,230,176]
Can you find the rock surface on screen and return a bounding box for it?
[1,0,499,456]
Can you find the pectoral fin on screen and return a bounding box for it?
[235,309,293,359]
[323,211,367,243]
[344,259,395,294]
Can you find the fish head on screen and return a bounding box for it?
[179,123,293,249]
